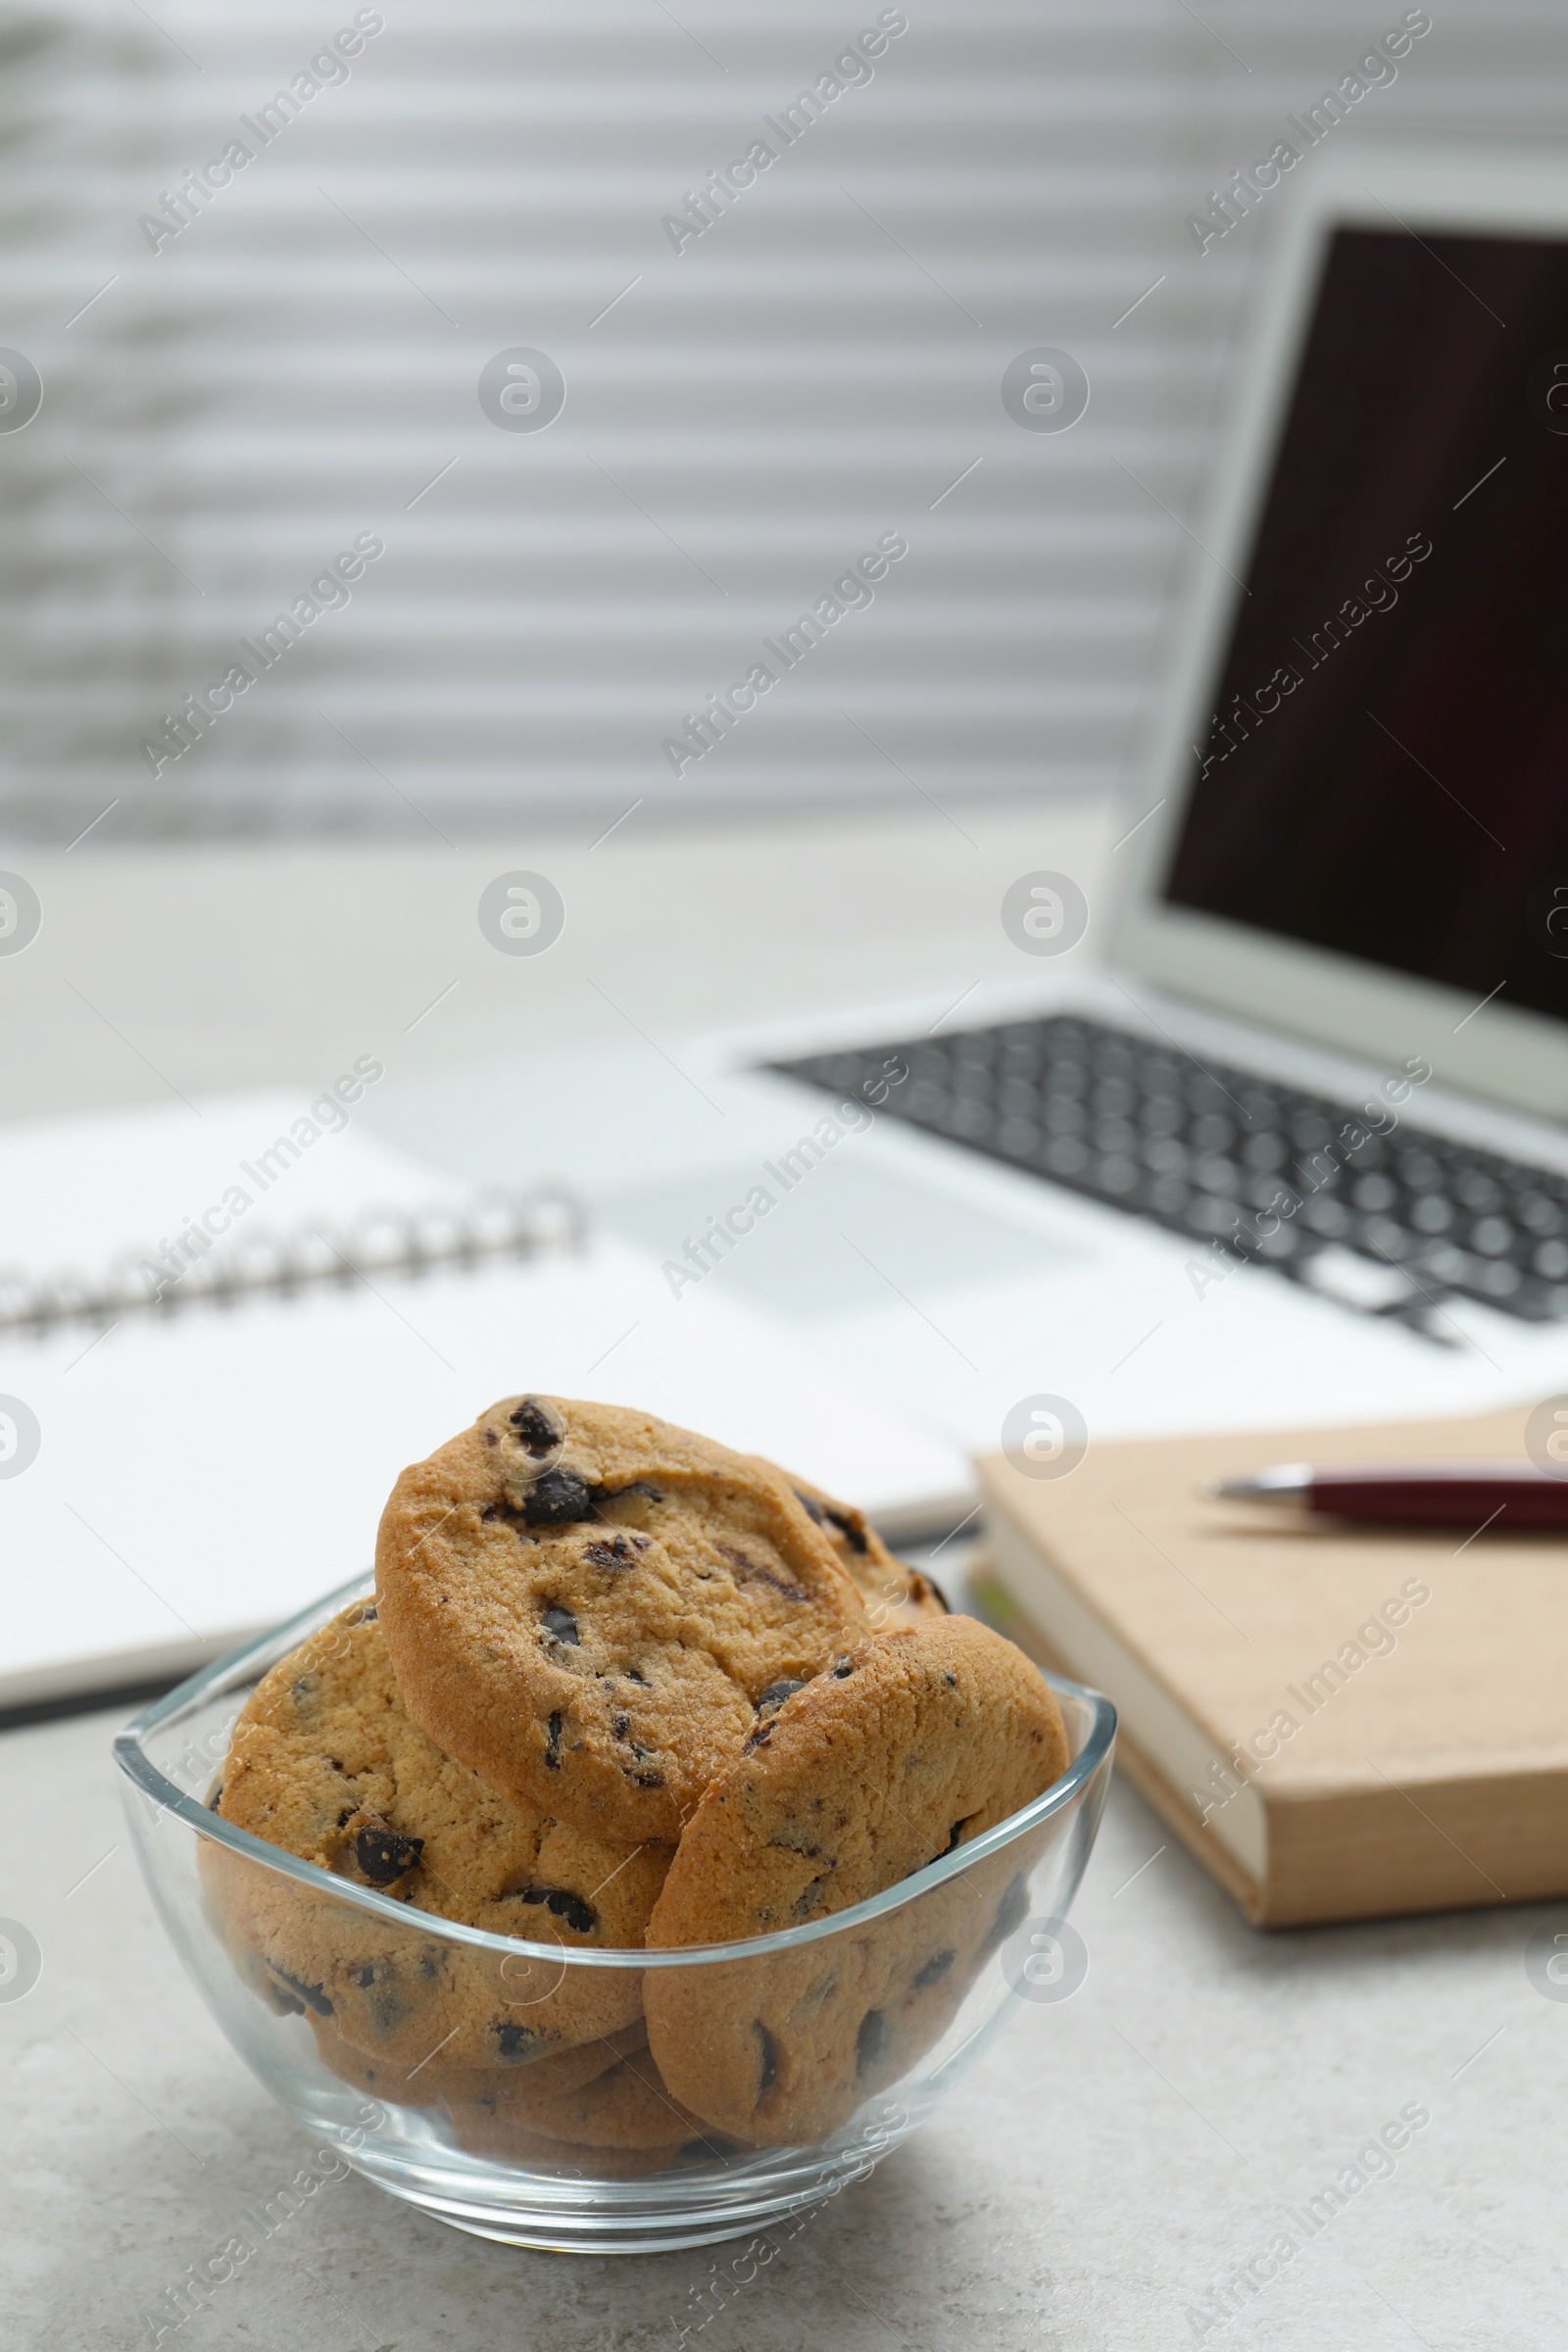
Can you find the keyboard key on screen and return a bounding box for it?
[1098,1156,1141,1195]
[1140,1098,1185,1136]
[1044,1135,1089,1177]
[1243,1134,1289,1171]
[1186,1197,1241,1236]
[1456,1170,1502,1213]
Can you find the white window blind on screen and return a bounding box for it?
[2,0,1561,843]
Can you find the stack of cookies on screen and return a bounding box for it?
[205,1396,1069,2165]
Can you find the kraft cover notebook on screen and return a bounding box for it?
[976,1404,1568,1928]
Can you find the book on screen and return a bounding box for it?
[0,1090,971,1715]
[975,1402,1568,1927]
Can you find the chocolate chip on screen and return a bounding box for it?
[544,1710,563,1769]
[822,1503,869,1556]
[603,1478,662,1504]
[981,1872,1030,1954]
[540,1605,579,1645]
[830,1657,856,1680]
[337,1805,356,1828]
[793,1490,825,1523]
[356,1962,413,2037]
[715,1543,808,1603]
[269,1963,333,2018]
[913,1949,956,1988]
[612,1713,630,1739]
[629,1766,664,1787]
[480,1496,541,1540]
[353,1602,378,1623]
[509,1396,564,1457]
[856,2009,889,2076]
[754,1678,807,1718]
[207,1784,222,1812]
[354,1823,424,1884]
[793,1873,832,1917]
[582,1534,650,1573]
[482,1427,499,1447]
[754,2022,778,2099]
[516,1885,597,1936]
[262,1978,305,2018]
[625,1665,649,1685]
[523,1467,595,1525]
[495,2021,542,2062]
[742,1721,774,1754]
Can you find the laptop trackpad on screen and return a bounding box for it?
[598,1159,1079,1320]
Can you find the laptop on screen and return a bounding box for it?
[483,144,1568,1499]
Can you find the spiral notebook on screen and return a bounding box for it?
[0,1091,971,1715]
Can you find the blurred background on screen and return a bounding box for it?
[4,0,1568,1118]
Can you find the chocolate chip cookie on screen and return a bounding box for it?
[440,2112,710,2179]
[375,1397,872,1842]
[758,1464,948,1632]
[308,2013,648,2108]
[207,1601,665,2067]
[448,2044,712,2153]
[644,1617,1068,2142]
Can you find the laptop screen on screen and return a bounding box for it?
[1160,224,1568,1020]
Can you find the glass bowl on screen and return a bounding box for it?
[114,1573,1115,2255]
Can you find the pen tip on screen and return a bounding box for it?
[1206,1464,1311,1502]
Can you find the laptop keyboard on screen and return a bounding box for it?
[766,1013,1568,1335]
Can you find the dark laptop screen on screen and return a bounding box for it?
[1160,224,1568,1019]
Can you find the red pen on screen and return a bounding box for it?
[1209,1461,1568,1528]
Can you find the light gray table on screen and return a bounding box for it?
[6,1681,1563,2352]
[4,802,1567,2345]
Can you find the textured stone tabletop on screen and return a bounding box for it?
[6,1690,1564,2352]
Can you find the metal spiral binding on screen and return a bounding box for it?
[0,1186,586,1338]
